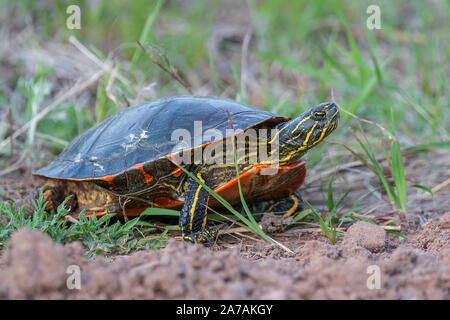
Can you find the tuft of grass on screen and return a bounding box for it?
[340,123,434,223]
[0,191,167,257]
[326,170,351,222]
[0,193,74,248]
[348,128,408,220]
[302,172,349,244]
[304,199,337,245]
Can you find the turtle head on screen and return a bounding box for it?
[274,102,339,164]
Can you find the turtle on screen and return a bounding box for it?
[34,96,339,243]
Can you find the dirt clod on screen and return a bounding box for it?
[414,220,449,255]
[439,212,450,229]
[0,228,84,299]
[343,221,386,253]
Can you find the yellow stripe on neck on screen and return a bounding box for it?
[302,122,317,146]
[189,173,205,232]
[291,114,312,134]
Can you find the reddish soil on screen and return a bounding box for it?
[0,150,449,300]
[0,215,448,299]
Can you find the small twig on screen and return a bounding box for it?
[220,226,264,242]
[372,210,398,221]
[65,215,79,224]
[220,226,248,234]
[119,197,131,223]
[235,231,263,242]
[121,91,131,107]
[136,40,192,94]
[383,225,401,231]
[35,132,68,146]
[267,236,294,255]
[69,36,130,87]
[207,205,248,230]
[0,150,27,176]
[422,177,450,198]
[356,202,386,217]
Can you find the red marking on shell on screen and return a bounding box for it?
[172,167,183,177]
[154,197,184,209]
[131,163,153,184]
[211,160,307,205]
[75,161,307,219]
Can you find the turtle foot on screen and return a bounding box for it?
[182,226,218,245]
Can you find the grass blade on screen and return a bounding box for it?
[130,0,163,67]
[391,141,407,213]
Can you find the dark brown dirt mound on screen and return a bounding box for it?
[0,222,448,299]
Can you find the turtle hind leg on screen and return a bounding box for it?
[257,190,305,232]
[39,182,63,211]
[266,190,304,218]
[39,181,78,212]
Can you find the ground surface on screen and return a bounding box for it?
[0,150,449,299]
[0,215,448,299]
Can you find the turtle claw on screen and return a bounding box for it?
[183,226,218,245]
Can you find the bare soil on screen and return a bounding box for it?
[0,213,448,299]
[0,150,449,300]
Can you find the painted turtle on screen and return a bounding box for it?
[34,96,339,243]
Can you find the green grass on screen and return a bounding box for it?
[0,0,449,249]
[2,0,448,148]
[291,171,350,244]
[0,192,168,257]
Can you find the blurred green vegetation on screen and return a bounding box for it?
[1,0,448,156]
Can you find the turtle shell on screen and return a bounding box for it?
[34,96,289,181]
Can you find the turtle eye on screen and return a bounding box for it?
[313,110,326,119]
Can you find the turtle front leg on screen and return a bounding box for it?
[179,170,218,244]
[266,190,304,218]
